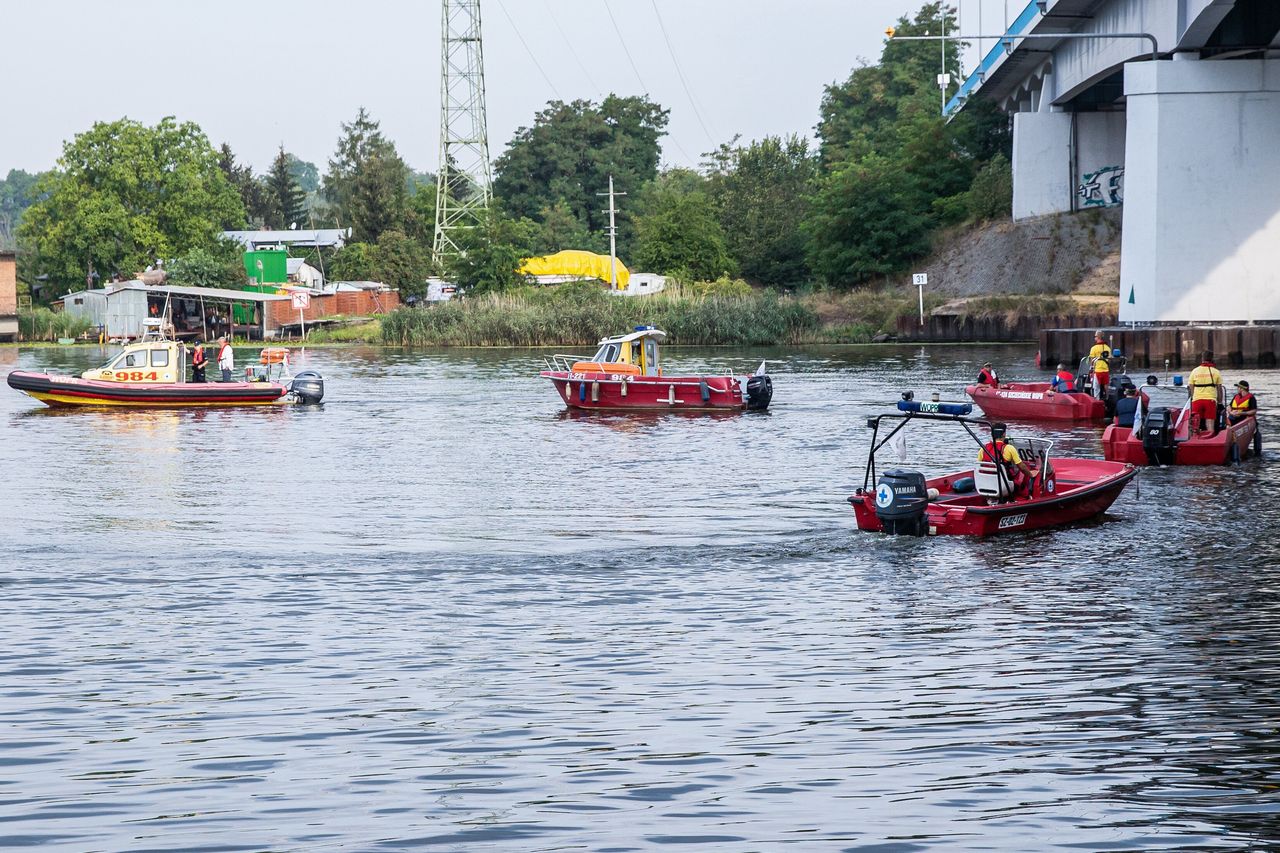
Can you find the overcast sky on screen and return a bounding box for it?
[2,0,1011,176]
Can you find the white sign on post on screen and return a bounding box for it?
[291,291,311,339]
[912,273,927,326]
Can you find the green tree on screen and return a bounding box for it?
[633,175,736,281]
[168,239,249,289]
[371,230,431,300]
[531,199,598,255]
[966,152,1013,220]
[493,95,669,256]
[287,155,320,193]
[324,108,411,242]
[706,134,817,286]
[0,168,46,251]
[329,242,378,282]
[21,118,245,290]
[804,154,931,286]
[217,143,269,227]
[446,211,538,295]
[264,146,307,229]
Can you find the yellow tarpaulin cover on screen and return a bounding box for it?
[520,250,630,289]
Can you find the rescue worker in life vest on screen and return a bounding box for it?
[1051,363,1075,392]
[1187,350,1223,435]
[1228,380,1257,424]
[1089,331,1110,362]
[977,422,1036,498]
[976,362,999,387]
[1092,350,1111,399]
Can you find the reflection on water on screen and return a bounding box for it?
[1,343,1278,850]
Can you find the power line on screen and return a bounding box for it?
[647,0,717,146]
[602,0,649,95]
[542,0,603,98]
[494,0,562,100]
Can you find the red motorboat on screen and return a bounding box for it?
[848,396,1137,537]
[966,355,1131,423]
[1102,384,1260,465]
[966,381,1104,422]
[541,327,772,412]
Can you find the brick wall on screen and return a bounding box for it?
[266,289,400,330]
[0,253,16,316]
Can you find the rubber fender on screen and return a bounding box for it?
[578,382,587,402]
[591,381,600,402]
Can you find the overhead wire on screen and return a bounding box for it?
[494,0,562,100]
[602,0,650,95]
[542,0,603,98]
[600,0,698,167]
[647,0,718,148]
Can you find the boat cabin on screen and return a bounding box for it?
[571,327,665,377]
[82,340,186,384]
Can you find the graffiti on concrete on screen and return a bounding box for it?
[1078,165,1124,207]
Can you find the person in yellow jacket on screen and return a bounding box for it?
[977,423,1035,497]
[1088,332,1110,361]
[1187,350,1223,435]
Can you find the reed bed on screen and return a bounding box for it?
[19,307,92,342]
[380,282,822,347]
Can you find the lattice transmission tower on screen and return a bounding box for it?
[433,0,493,265]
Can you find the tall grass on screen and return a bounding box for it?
[19,307,92,342]
[381,281,822,347]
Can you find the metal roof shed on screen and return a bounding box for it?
[103,283,288,341]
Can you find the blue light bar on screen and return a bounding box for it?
[898,399,973,416]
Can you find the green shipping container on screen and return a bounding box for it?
[243,250,288,285]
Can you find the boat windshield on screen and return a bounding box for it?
[1142,385,1188,410]
[591,342,621,364]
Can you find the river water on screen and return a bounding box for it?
[2,343,1279,851]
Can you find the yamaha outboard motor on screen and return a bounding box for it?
[746,374,773,411]
[873,469,929,536]
[1142,408,1175,465]
[290,370,325,405]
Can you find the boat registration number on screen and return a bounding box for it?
[998,513,1028,529]
[569,372,629,382]
[104,371,159,382]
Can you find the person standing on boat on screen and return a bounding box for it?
[1092,350,1111,399]
[191,342,207,383]
[1051,363,1075,392]
[1089,332,1110,362]
[1228,380,1257,425]
[217,336,234,382]
[978,423,1035,498]
[1188,350,1223,435]
[976,362,999,387]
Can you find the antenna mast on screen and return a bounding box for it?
[597,176,625,290]
[433,0,493,265]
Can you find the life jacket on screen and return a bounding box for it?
[980,440,1010,468]
[1230,392,1254,412]
[1093,357,1110,374]
[978,368,997,386]
[1055,370,1075,391]
[192,347,206,367]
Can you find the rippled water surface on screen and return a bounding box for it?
[3,343,1279,851]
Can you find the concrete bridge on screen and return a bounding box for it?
[950,0,1280,324]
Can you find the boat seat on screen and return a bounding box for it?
[974,461,1012,499]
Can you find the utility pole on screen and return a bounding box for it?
[597,176,626,290]
[433,0,493,266]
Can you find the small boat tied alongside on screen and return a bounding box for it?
[848,394,1137,537]
[7,336,324,409]
[965,353,1130,423]
[1102,380,1260,466]
[540,326,772,412]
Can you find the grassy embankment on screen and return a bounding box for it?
[373,280,953,348]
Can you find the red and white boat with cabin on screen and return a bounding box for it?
[540,326,772,412]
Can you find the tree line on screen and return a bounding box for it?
[5,2,1009,303]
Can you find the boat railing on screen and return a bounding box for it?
[545,354,590,372]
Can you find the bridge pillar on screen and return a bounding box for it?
[1120,59,1280,323]
[1012,111,1126,220]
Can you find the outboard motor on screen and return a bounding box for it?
[745,374,773,411]
[873,469,929,536]
[1142,408,1175,465]
[290,370,324,405]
